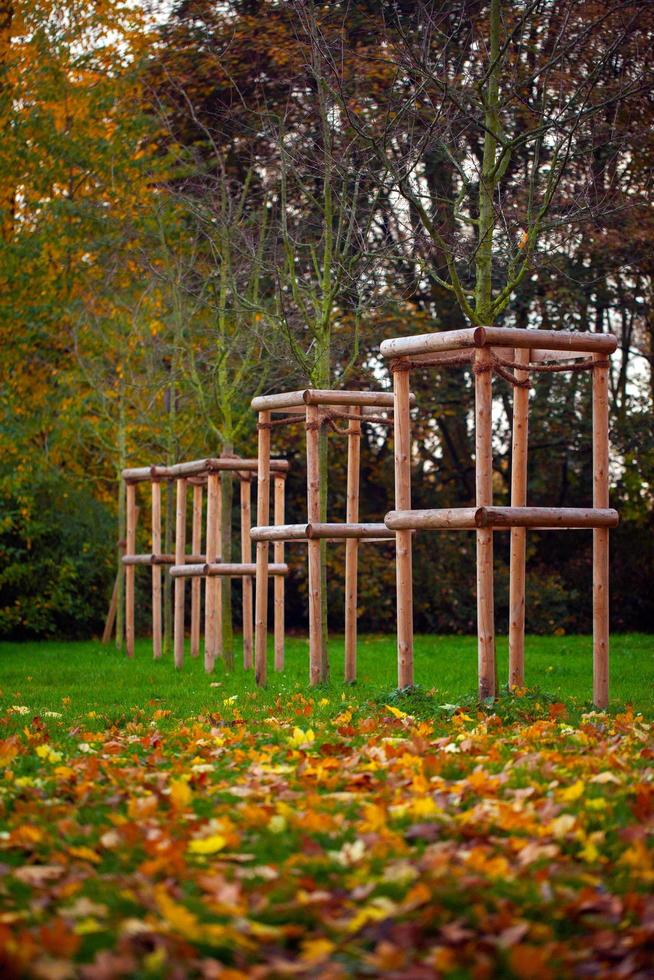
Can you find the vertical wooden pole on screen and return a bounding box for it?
[102,539,126,645]
[393,369,414,689]
[173,478,187,669]
[592,353,610,709]
[344,405,362,683]
[508,347,529,687]
[125,481,136,659]
[216,475,223,657]
[125,484,137,658]
[255,412,271,686]
[151,481,162,660]
[306,404,325,685]
[273,474,286,671]
[240,476,254,670]
[475,346,496,699]
[190,483,203,658]
[204,473,220,672]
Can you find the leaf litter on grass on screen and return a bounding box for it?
[0,690,653,977]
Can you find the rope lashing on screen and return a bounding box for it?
[257,414,305,430]
[390,353,609,388]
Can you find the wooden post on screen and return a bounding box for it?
[240,476,254,670]
[306,404,325,685]
[125,482,137,658]
[216,476,223,658]
[592,353,610,708]
[254,411,271,686]
[344,405,362,683]
[102,539,126,645]
[204,473,220,672]
[475,346,496,699]
[152,482,162,660]
[190,483,203,658]
[508,347,529,687]
[273,474,286,671]
[173,478,187,669]
[393,368,414,689]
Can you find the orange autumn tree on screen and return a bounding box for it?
[0,0,161,638]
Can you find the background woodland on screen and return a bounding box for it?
[1,0,653,647]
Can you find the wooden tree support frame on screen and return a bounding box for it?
[250,389,412,688]
[380,326,618,708]
[121,456,289,672]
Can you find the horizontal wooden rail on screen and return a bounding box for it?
[123,457,289,483]
[251,524,311,542]
[380,327,618,359]
[251,388,407,412]
[386,508,479,530]
[122,553,205,566]
[386,506,619,531]
[307,522,395,539]
[480,506,619,528]
[475,328,617,355]
[380,328,479,358]
[251,522,398,542]
[170,562,289,578]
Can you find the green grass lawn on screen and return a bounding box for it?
[1,632,652,718]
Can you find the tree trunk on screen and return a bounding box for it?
[163,386,176,655]
[313,336,330,679]
[115,392,126,650]
[0,1,15,243]
[475,0,501,322]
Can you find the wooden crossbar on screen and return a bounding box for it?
[251,388,397,412]
[251,522,396,542]
[122,553,205,566]
[171,562,289,578]
[385,507,619,530]
[380,326,618,359]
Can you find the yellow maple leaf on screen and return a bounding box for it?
[300,938,336,963]
[579,839,600,863]
[560,780,584,802]
[54,766,75,779]
[384,704,409,719]
[188,834,227,855]
[68,846,101,864]
[170,778,192,809]
[287,727,315,748]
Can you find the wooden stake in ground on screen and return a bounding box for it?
[240,476,254,670]
[593,353,610,708]
[125,482,137,658]
[204,473,221,672]
[152,481,162,660]
[173,478,187,669]
[254,411,271,686]
[474,347,496,699]
[306,404,325,685]
[344,405,362,683]
[508,347,529,687]
[101,539,126,646]
[190,483,203,658]
[393,368,414,689]
[273,474,286,671]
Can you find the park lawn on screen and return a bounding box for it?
[0,634,653,978]
[0,632,653,719]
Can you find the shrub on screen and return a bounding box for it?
[0,469,114,639]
